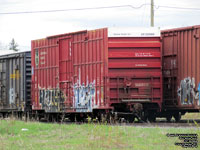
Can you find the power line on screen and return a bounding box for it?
[156,5,200,11]
[0,4,149,15]
[0,4,200,15]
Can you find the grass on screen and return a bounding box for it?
[0,119,200,150]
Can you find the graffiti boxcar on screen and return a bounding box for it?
[0,51,31,117]
[161,25,200,113]
[31,27,162,121]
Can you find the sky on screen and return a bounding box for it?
[0,0,200,50]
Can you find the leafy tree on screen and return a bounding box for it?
[9,38,19,51]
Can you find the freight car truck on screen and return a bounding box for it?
[31,27,162,122]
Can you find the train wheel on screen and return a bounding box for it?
[166,115,172,122]
[77,114,85,122]
[127,116,135,123]
[69,115,75,122]
[174,112,181,122]
[141,111,148,122]
[148,115,156,122]
[52,115,56,123]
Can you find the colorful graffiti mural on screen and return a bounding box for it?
[9,88,15,105]
[73,80,96,112]
[39,89,63,112]
[177,77,196,105]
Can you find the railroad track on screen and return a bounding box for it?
[61,119,200,128]
[119,120,200,128]
[1,117,200,128]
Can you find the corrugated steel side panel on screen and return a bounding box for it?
[0,52,31,111]
[31,37,60,112]
[108,37,162,108]
[161,25,200,109]
[61,28,109,112]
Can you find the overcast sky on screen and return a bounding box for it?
[0,0,200,50]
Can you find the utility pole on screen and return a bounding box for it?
[151,0,154,27]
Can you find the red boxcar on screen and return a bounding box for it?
[31,28,162,120]
[161,25,200,112]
